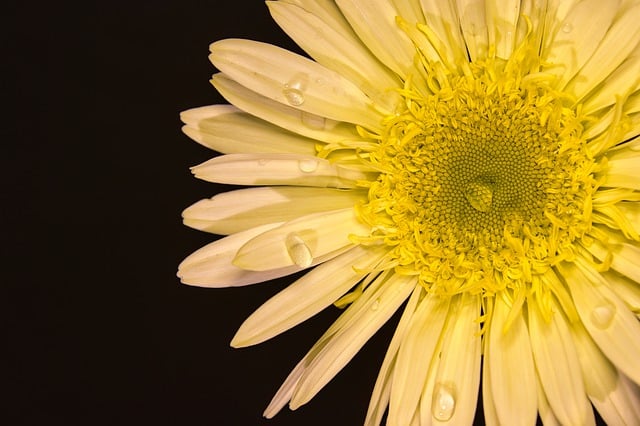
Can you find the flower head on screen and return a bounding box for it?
[179,1,640,424]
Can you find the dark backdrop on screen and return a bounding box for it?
[4,1,511,425]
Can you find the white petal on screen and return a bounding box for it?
[582,53,640,115]
[603,270,640,314]
[488,294,537,426]
[485,0,520,59]
[233,208,370,271]
[481,336,499,426]
[418,0,466,65]
[388,294,450,426]
[428,293,482,425]
[566,2,640,100]
[572,322,640,425]
[267,1,402,112]
[209,39,384,130]
[211,73,363,144]
[289,273,416,408]
[364,285,423,426]
[335,0,417,78]
[456,0,489,61]
[191,153,375,188]
[183,187,367,235]
[230,246,386,347]
[528,298,594,425]
[542,0,620,90]
[535,372,561,426]
[563,259,640,384]
[180,105,317,155]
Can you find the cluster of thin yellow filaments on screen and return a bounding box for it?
[349,52,599,298]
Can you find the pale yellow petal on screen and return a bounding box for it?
[191,153,375,188]
[582,53,640,115]
[233,208,369,271]
[563,259,640,384]
[456,0,489,61]
[485,0,520,59]
[209,39,384,130]
[418,0,466,65]
[180,105,318,155]
[230,246,385,347]
[488,294,537,426]
[183,187,366,235]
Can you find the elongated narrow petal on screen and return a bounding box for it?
[563,259,640,384]
[388,294,450,426]
[183,187,367,235]
[191,153,375,188]
[180,105,318,155]
[365,285,423,426]
[231,246,386,347]
[289,273,416,409]
[210,39,384,130]
[211,73,363,143]
[488,294,537,426]
[428,293,482,424]
[233,208,370,271]
[456,0,489,61]
[485,0,520,59]
[528,297,594,425]
[572,321,640,425]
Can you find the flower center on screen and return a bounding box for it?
[356,59,597,297]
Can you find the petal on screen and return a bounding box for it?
[542,0,620,90]
[180,105,318,155]
[267,1,402,112]
[388,294,450,426]
[178,223,293,287]
[233,207,370,271]
[572,321,640,425]
[456,0,489,61]
[209,39,384,130]
[582,53,640,115]
[428,293,482,424]
[418,0,466,65]
[335,0,417,78]
[587,234,640,283]
[535,372,562,426]
[230,245,386,347]
[562,259,640,384]
[183,187,367,235]
[566,2,640,100]
[488,294,537,426]
[602,270,640,314]
[211,73,363,144]
[191,153,375,188]
[364,285,423,426]
[485,0,520,59]
[528,297,594,425]
[289,273,416,409]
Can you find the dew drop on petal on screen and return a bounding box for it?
[298,158,319,173]
[283,73,309,106]
[301,112,326,130]
[590,300,616,329]
[432,382,456,422]
[371,298,380,311]
[562,23,572,33]
[285,233,313,268]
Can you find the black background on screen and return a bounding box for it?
[6,2,410,425]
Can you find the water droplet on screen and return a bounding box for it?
[432,383,456,422]
[301,112,326,129]
[562,23,572,33]
[285,233,313,268]
[257,158,269,166]
[590,300,616,329]
[283,73,309,106]
[464,180,493,212]
[371,299,380,311]
[298,158,319,173]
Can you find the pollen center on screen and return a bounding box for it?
[356,60,597,296]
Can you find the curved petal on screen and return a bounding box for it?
[233,207,370,271]
[183,186,367,235]
[231,245,386,347]
[191,153,375,188]
[180,105,318,155]
[210,39,384,130]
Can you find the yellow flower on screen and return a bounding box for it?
[179,1,640,424]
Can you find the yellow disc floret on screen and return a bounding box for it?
[354,53,598,298]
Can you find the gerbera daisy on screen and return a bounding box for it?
[178,0,640,424]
